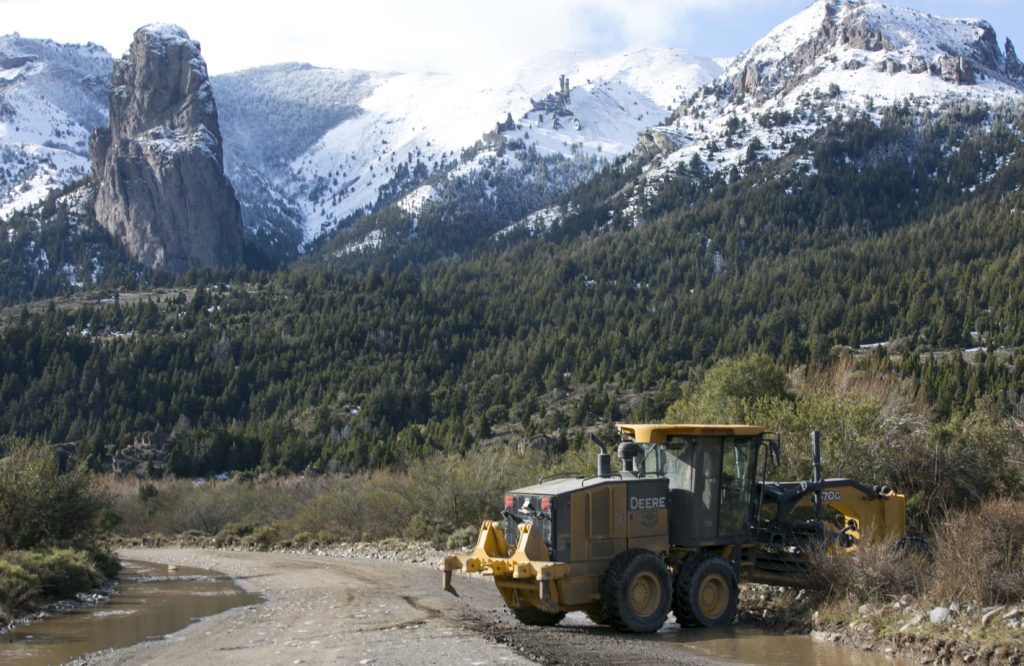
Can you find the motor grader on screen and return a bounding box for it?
[442,424,909,633]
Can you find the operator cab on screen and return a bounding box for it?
[618,424,767,548]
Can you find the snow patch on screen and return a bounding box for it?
[397,185,437,215]
[335,229,383,255]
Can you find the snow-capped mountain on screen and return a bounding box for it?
[639,0,1024,181]
[0,35,719,260]
[0,33,111,219]
[4,0,1024,269]
[213,48,721,247]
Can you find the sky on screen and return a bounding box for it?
[2,0,1023,75]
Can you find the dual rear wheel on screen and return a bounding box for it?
[594,549,738,632]
[673,552,739,628]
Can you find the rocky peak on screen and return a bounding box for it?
[90,24,242,274]
[106,25,220,151]
[1006,38,1024,80]
[726,0,1021,102]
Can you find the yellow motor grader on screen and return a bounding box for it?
[442,424,910,632]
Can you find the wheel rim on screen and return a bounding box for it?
[698,572,729,619]
[629,571,661,617]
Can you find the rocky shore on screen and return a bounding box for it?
[0,581,115,636]
[740,583,1023,665]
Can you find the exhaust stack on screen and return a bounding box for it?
[592,434,611,477]
[811,431,823,528]
[811,431,822,484]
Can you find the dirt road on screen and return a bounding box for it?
[88,547,726,665]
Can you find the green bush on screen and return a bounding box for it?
[243,525,280,550]
[0,442,112,551]
[666,353,792,424]
[0,559,40,616]
[4,549,102,599]
[445,525,481,551]
[89,549,122,579]
[406,513,455,547]
[215,521,257,546]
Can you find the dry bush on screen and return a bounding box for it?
[105,475,319,537]
[807,536,931,603]
[931,497,1024,605]
[291,472,415,542]
[103,443,606,547]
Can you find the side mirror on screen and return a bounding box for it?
[769,440,781,468]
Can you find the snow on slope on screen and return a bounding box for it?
[0,34,111,219]
[288,48,720,241]
[644,0,1024,182]
[212,63,388,255]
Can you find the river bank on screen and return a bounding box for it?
[740,584,1023,665]
[0,548,120,635]
[7,537,1018,665]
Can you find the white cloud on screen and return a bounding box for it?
[2,0,1021,74]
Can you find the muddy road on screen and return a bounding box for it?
[84,548,726,665]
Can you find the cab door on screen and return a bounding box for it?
[717,438,756,538]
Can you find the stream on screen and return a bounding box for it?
[0,560,262,665]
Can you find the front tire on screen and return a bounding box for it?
[512,606,566,626]
[600,549,672,633]
[673,553,739,628]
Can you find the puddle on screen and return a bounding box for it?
[0,560,262,665]
[656,624,913,665]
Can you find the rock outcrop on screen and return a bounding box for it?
[90,24,242,274]
[727,0,1021,102]
[1006,38,1024,80]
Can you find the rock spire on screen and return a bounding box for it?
[89,24,243,274]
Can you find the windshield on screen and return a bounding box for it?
[638,443,694,492]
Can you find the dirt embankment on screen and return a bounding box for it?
[81,548,723,666]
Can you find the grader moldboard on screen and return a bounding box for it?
[442,424,910,633]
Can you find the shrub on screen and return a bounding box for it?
[445,525,481,551]
[0,442,112,551]
[808,537,931,603]
[931,498,1024,605]
[0,559,40,615]
[243,525,280,550]
[215,521,257,546]
[90,549,122,579]
[2,549,102,601]
[406,513,455,547]
[666,353,792,424]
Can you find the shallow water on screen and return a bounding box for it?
[656,623,913,666]
[0,560,262,665]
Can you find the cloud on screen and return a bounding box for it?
[4,0,1022,74]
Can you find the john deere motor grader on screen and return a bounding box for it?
[442,424,908,633]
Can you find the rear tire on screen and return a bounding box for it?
[511,606,566,626]
[600,549,672,633]
[673,553,739,628]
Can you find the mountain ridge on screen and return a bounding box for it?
[2,0,1024,282]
